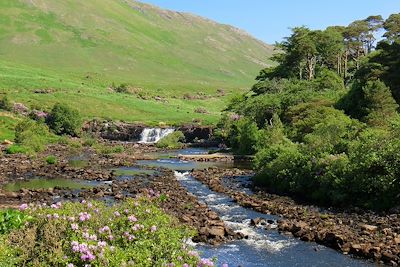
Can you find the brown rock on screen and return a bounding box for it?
[207,226,225,237]
[2,139,13,145]
[361,224,378,232]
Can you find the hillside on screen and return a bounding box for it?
[0,0,274,124]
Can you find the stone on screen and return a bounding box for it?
[361,224,378,232]
[207,226,225,237]
[2,139,13,145]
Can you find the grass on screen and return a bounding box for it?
[0,112,20,141]
[0,0,275,125]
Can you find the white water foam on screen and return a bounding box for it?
[138,128,175,144]
[173,171,294,253]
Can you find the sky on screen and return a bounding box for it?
[143,0,399,44]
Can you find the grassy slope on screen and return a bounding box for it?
[0,112,20,141]
[0,0,274,124]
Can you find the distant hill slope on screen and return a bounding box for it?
[0,0,274,124]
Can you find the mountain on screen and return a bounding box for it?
[0,0,274,124]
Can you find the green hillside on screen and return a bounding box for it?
[0,0,274,124]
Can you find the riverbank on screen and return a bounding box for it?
[1,141,399,265]
[0,142,239,245]
[192,168,400,266]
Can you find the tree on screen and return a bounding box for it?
[364,15,384,53]
[46,103,82,136]
[362,80,399,126]
[383,13,400,42]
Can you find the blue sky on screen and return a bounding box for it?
[143,0,399,44]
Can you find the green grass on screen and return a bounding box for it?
[0,0,274,124]
[0,113,20,141]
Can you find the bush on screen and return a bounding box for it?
[45,155,57,165]
[46,103,82,136]
[155,131,185,149]
[228,118,259,155]
[1,199,206,267]
[112,83,129,94]
[0,95,12,111]
[14,119,55,153]
[0,209,32,235]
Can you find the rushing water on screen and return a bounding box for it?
[138,128,175,144]
[135,148,374,267]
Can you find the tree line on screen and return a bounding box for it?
[217,13,400,210]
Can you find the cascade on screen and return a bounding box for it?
[138,128,175,144]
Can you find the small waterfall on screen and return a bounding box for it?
[138,128,175,144]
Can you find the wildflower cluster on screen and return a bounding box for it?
[1,197,221,267]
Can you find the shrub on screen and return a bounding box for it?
[14,119,54,153]
[1,199,206,267]
[46,103,82,136]
[0,95,12,111]
[45,155,57,165]
[155,131,185,149]
[0,209,32,235]
[112,83,129,94]
[228,118,259,155]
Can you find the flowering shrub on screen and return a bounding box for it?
[1,198,218,267]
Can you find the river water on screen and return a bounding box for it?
[134,148,374,267]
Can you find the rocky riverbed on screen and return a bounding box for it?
[0,143,239,245]
[192,168,400,266]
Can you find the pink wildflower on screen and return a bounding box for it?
[128,215,137,223]
[150,225,157,232]
[71,224,79,231]
[19,203,28,211]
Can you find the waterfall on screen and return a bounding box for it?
[138,128,175,144]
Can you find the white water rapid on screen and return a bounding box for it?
[138,128,175,144]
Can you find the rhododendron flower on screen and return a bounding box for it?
[19,203,28,211]
[198,258,214,267]
[98,241,107,247]
[128,215,137,222]
[79,212,91,222]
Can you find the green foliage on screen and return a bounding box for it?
[222,14,400,210]
[156,131,185,149]
[94,144,125,155]
[226,118,259,155]
[0,209,32,235]
[112,83,129,94]
[0,94,12,111]
[14,119,56,153]
[45,155,57,165]
[47,103,82,136]
[5,145,29,155]
[339,80,399,126]
[1,199,200,266]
